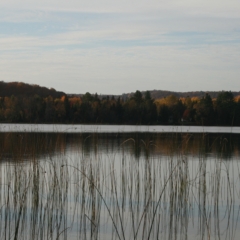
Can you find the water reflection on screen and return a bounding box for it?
[0,132,240,239]
[0,132,240,163]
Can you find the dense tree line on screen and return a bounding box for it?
[0,90,239,126]
[124,90,240,100]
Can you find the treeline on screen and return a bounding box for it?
[0,90,240,126]
[123,90,240,100]
[156,92,240,126]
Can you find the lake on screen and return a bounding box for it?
[0,124,240,240]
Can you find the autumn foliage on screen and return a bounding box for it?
[0,82,240,125]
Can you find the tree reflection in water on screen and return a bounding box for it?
[0,132,239,239]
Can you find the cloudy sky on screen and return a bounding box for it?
[0,1,240,94]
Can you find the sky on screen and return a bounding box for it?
[0,1,240,95]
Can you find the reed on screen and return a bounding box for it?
[0,131,239,239]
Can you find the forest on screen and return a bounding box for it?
[0,81,240,126]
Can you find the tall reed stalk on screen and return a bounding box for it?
[0,132,239,239]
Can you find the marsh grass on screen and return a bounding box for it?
[0,132,240,239]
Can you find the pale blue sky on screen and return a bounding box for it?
[0,0,240,94]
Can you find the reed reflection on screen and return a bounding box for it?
[0,131,240,239]
[1,132,240,163]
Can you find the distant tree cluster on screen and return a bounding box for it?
[155,92,240,126]
[0,91,156,124]
[0,89,240,126]
[125,89,240,100]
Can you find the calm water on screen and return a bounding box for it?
[0,124,240,239]
[0,123,240,133]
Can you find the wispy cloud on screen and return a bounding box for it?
[1,43,239,94]
[0,0,240,94]
[1,0,240,16]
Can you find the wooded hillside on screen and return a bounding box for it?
[0,81,65,98]
[122,90,240,100]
